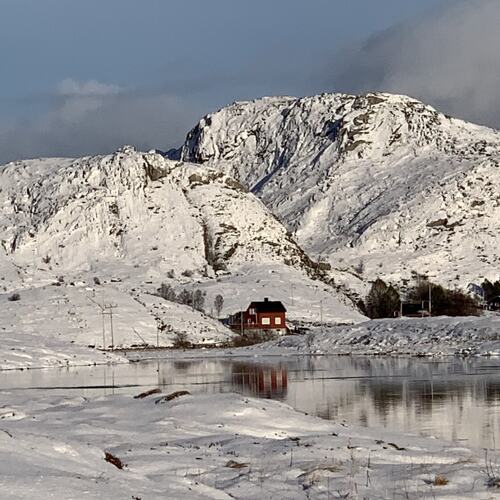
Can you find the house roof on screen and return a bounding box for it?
[248,298,287,313]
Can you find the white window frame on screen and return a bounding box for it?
[261,317,271,325]
[274,317,282,325]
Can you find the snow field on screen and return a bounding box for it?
[1,390,498,499]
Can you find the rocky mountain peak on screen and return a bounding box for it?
[178,92,500,287]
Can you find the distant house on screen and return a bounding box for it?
[226,298,287,335]
[487,296,500,312]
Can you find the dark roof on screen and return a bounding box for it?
[248,298,286,313]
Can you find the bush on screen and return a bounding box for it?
[353,260,365,275]
[8,293,20,302]
[172,332,192,349]
[158,283,176,301]
[231,333,265,348]
[177,289,192,306]
[365,279,400,319]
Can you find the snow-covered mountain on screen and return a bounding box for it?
[0,146,320,277]
[180,92,500,287]
[0,147,364,366]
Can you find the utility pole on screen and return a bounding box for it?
[32,247,36,283]
[429,283,432,317]
[87,296,117,350]
[88,296,106,349]
[107,304,117,350]
[101,296,106,348]
[320,299,324,334]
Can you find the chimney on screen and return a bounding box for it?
[264,297,269,302]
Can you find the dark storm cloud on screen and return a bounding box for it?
[0,81,202,163]
[328,0,500,129]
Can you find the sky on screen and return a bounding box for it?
[1,0,497,163]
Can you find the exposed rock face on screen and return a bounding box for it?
[180,92,500,286]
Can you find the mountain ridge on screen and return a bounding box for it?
[179,92,500,288]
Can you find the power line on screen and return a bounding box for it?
[87,296,118,350]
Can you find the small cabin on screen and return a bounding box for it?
[227,298,287,335]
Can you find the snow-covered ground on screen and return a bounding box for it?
[2,390,499,499]
[0,280,234,370]
[247,315,500,357]
[122,315,500,363]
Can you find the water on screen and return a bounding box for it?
[3,356,500,449]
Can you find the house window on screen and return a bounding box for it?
[261,317,270,325]
[249,308,256,315]
[274,317,282,325]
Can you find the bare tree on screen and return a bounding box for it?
[158,283,176,302]
[193,289,206,312]
[214,294,224,318]
[365,279,400,319]
[177,289,192,306]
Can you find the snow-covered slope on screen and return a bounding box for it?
[180,92,500,287]
[0,147,363,367]
[0,146,317,277]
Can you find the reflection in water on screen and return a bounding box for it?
[2,356,500,449]
[231,362,288,400]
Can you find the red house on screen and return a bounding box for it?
[228,298,287,334]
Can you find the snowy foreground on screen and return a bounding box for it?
[2,390,499,499]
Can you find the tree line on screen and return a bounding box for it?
[482,278,500,302]
[363,278,480,319]
[157,283,224,317]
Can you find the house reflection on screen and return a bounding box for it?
[230,362,288,400]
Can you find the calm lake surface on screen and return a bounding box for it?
[3,356,500,449]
